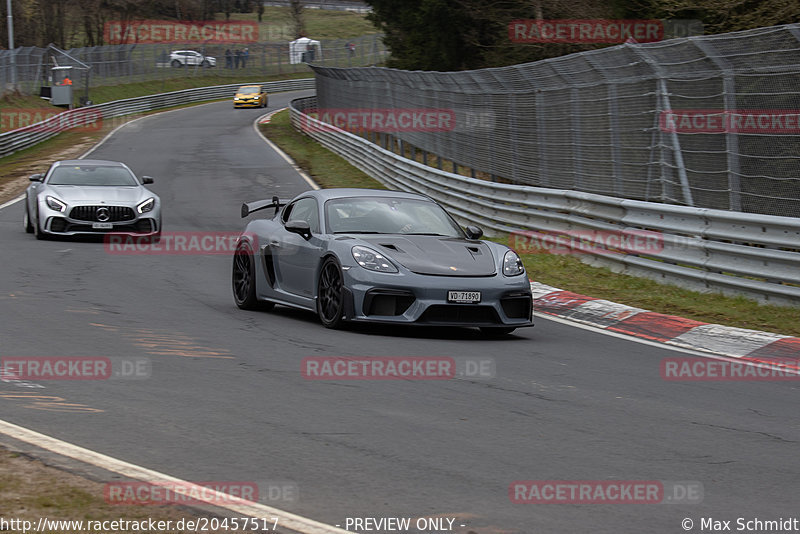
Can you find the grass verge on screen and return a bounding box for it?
[259,109,384,189]
[0,448,239,533]
[260,110,800,337]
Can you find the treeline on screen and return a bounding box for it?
[365,0,800,71]
[0,0,262,48]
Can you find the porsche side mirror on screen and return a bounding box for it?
[29,174,44,182]
[286,219,311,239]
[465,225,483,240]
[142,176,154,184]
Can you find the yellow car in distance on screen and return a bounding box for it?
[233,85,268,108]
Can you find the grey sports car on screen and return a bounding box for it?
[233,188,533,335]
[24,159,161,239]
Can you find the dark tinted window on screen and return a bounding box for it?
[48,166,139,186]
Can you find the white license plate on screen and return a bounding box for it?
[92,222,113,229]
[448,291,481,303]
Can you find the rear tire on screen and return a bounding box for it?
[171,59,182,68]
[317,257,345,329]
[232,241,274,311]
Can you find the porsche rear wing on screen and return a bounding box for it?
[241,196,289,218]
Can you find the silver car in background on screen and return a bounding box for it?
[169,50,216,67]
[24,159,161,240]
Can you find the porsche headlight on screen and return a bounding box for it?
[503,250,524,276]
[45,196,67,212]
[137,197,155,214]
[352,246,398,273]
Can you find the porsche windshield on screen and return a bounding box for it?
[48,166,139,186]
[325,197,464,236]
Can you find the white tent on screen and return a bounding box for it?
[289,37,323,64]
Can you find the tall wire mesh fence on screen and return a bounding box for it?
[0,34,386,95]
[310,24,800,217]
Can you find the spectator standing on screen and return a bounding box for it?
[242,48,249,68]
[225,49,233,69]
[234,49,242,69]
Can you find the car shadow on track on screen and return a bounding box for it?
[253,306,532,341]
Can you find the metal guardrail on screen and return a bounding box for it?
[290,96,800,307]
[0,78,316,158]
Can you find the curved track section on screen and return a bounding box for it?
[1,90,798,533]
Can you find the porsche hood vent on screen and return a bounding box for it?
[360,236,496,276]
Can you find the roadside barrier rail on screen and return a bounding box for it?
[0,78,315,158]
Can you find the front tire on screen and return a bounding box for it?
[232,241,274,311]
[24,205,33,233]
[33,207,45,240]
[317,257,345,329]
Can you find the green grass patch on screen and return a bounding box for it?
[259,110,384,190]
[223,8,379,40]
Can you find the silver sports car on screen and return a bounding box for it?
[233,188,533,335]
[24,159,161,239]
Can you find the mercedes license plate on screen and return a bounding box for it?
[92,222,113,229]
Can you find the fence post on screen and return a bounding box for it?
[693,39,741,211]
[629,44,694,207]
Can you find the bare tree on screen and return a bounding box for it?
[289,0,305,38]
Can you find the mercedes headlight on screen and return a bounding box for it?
[137,197,155,214]
[352,246,398,273]
[45,196,66,212]
[503,250,524,276]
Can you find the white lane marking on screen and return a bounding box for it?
[537,312,800,373]
[0,194,25,209]
[0,418,352,534]
[253,109,320,191]
[671,324,788,357]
